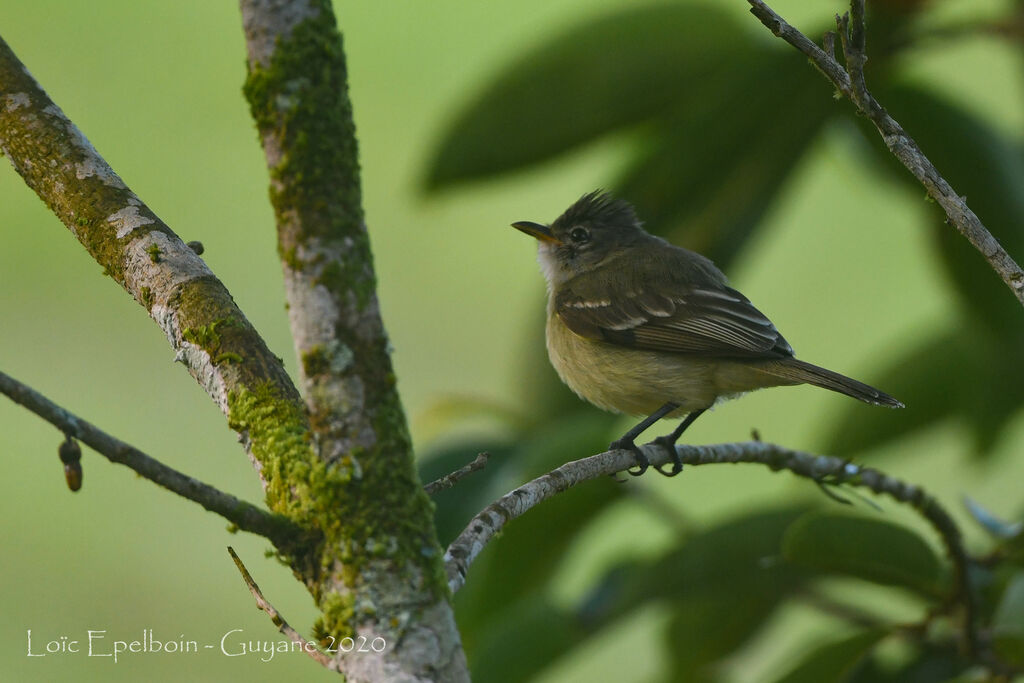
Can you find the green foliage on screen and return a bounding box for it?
[467,596,584,683]
[993,573,1024,667]
[662,586,781,683]
[425,4,756,188]
[824,328,995,455]
[782,511,946,597]
[651,508,814,681]
[614,50,836,265]
[995,573,1024,667]
[845,644,971,683]
[424,3,844,270]
[769,628,891,683]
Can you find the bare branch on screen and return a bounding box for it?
[0,370,305,549]
[228,547,333,669]
[424,452,490,495]
[747,0,1024,307]
[444,440,979,656]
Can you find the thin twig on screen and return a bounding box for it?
[443,440,979,657]
[0,370,305,548]
[424,452,491,495]
[227,547,332,668]
[747,0,1024,307]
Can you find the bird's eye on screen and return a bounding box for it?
[569,227,590,243]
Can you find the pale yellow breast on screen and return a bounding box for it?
[545,311,790,416]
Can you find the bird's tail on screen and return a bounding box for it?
[762,358,904,408]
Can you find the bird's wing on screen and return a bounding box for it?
[555,258,794,358]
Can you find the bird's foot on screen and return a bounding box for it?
[609,437,649,477]
[651,435,683,477]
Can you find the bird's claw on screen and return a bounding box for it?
[651,436,683,477]
[610,438,649,477]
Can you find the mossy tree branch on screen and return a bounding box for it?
[0,33,324,532]
[0,23,350,550]
[239,0,467,680]
[0,37,301,422]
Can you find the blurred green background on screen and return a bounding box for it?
[1,0,1022,681]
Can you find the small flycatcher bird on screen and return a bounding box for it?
[513,191,903,477]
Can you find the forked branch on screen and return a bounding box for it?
[747,0,1024,307]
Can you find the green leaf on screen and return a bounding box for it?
[824,329,964,455]
[616,48,837,267]
[638,506,813,600]
[424,3,756,187]
[782,512,946,597]
[824,324,1024,455]
[844,644,970,683]
[664,584,784,682]
[993,573,1024,667]
[578,507,813,676]
[1003,526,1024,566]
[769,628,890,683]
[468,595,584,683]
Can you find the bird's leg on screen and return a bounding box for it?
[652,409,707,477]
[610,402,679,477]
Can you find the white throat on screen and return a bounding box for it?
[535,242,568,295]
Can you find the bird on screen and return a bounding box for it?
[512,191,903,477]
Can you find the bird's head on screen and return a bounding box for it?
[512,191,647,287]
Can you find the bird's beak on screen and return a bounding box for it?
[512,221,561,245]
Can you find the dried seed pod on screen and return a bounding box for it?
[64,461,83,492]
[58,436,81,464]
[58,436,82,492]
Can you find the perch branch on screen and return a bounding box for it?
[444,440,978,657]
[0,370,304,548]
[228,547,332,668]
[747,0,1024,307]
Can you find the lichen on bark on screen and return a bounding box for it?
[240,0,457,664]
